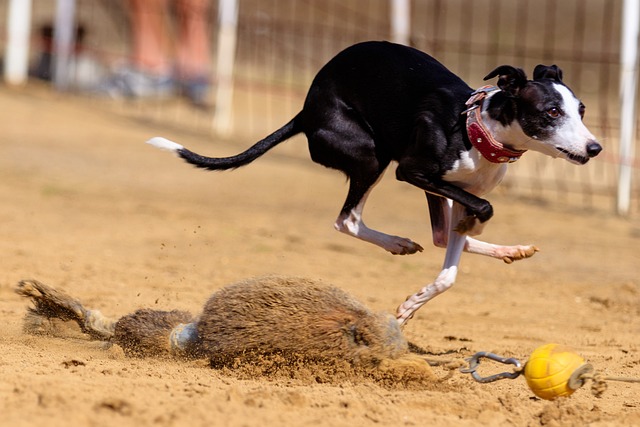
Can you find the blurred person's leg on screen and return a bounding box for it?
[129,0,172,76]
[175,0,212,105]
[97,0,175,98]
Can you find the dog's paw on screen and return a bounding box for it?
[388,238,424,255]
[454,216,485,236]
[501,245,539,264]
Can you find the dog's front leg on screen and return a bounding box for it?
[396,201,467,326]
[397,162,493,236]
[426,193,538,263]
[465,238,539,264]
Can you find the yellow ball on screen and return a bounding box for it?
[524,343,586,400]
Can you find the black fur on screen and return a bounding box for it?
[533,64,563,82]
[178,42,492,221]
[167,41,596,228]
[484,67,570,142]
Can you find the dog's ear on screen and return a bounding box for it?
[485,92,517,126]
[484,66,527,96]
[533,64,563,82]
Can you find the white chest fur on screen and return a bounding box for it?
[443,148,508,196]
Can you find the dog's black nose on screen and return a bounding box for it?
[586,141,602,158]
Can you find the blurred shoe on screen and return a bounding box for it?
[95,66,176,99]
[179,75,211,108]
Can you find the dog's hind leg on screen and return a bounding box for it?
[306,107,424,256]
[396,200,468,325]
[426,193,450,248]
[334,171,424,255]
[426,194,538,263]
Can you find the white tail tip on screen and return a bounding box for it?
[146,137,184,152]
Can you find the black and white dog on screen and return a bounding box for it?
[148,41,601,325]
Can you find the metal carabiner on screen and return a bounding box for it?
[460,351,523,383]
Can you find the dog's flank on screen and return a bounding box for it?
[147,41,601,324]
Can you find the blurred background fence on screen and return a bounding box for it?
[1,0,638,216]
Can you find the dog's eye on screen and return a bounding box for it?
[579,103,585,119]
[546,107,561,118]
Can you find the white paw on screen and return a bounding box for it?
[501,245,540,264]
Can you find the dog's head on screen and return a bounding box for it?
[483,65,602,164]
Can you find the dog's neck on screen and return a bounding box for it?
[464,87,528,164]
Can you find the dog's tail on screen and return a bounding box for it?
[147,112,303,171]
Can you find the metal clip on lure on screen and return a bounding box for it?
[461,343,594,400]
[460,351,523,383]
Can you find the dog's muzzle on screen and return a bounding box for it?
[556,140,602,165]
[586,141,603,158]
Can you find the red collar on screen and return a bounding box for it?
[464,86,527,163]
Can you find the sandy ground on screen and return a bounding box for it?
[0,86,639,427]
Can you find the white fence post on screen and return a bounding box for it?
[618,0,640,215]
[390,0,411,46]
[53,0,77,91]
[4,0,32,85]
[213,0,239,137]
